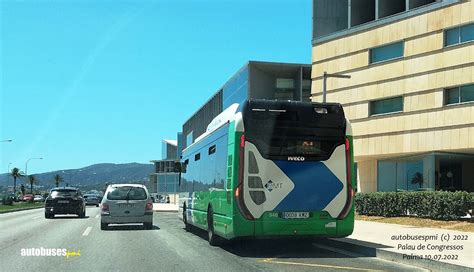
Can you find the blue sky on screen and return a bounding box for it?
[0,0,312,174]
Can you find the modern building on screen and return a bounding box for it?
[149,139,180,194]
[312,0,474,192]
[181,61,311,150]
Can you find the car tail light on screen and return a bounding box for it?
[145,202,153,211]
[235,134,254,220]
[101,203,109,212]
[338,137,354,219]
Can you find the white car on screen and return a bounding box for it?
[33,195,44,202]
[100,184,154,230]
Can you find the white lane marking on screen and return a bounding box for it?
[82,227,92,236]
[95,214,99,219]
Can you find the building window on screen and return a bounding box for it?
[445,23,474,47]
[302,80,311,102]
[444,84,474,105]
[186,131,193,147]
[369,41,404,64]
[274,78,295,100]
[370,96,403,116]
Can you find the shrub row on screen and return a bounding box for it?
[354,191,473,220]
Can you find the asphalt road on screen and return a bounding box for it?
[0,207,426,271]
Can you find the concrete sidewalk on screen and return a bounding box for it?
[332,220,473,271]
[153,203,179,212]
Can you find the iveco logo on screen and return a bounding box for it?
[288,156,305,161]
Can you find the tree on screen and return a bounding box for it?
[54,174,63,187]
[20,184,25,196]
[10,167,24,195]
[28,175,37,194]
[411,172,424,189]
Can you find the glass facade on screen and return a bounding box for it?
[378,154,435,192]
[302,80,311,102]
[369,41,404,64]
[370,96,403,115]
[223,67,248,109]
[274,78,295,100]
[157,173,179,193]
[186,131,193,147]
[445,22,474,46]
[378,152,474,192]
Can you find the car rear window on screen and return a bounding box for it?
[50,190,79,197]
[107,186,147,201]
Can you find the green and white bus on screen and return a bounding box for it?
[178,99,355,245]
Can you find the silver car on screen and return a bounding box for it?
[83,194,100,206]
[100,184,153,230]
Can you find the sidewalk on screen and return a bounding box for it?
[332,220,473,271]
[153,203,179,212]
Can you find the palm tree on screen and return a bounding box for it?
[28,175,37,194]
[54,174,63,187]
[10,167,23,195]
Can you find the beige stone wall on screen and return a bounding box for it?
[357,160,377,192]
[312,1,474,192]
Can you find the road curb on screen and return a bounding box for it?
[153,210,178,213]
[0,205,43,214]
[323,238,471,271]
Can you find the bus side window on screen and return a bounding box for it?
[208,145,216,155]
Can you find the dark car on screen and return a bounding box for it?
[44,187,86,219]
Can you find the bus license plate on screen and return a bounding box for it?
[282,212,309,219]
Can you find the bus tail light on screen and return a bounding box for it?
[338,137,354,219]
[235,134,254,220]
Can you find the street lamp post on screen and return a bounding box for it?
[7,162,12,187]
[322,72,351,103]
[25,157,43,176]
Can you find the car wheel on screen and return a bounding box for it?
[183,206,192,232]
[207,206,221,246]
[78,207,86,218]
[144,222,153,230]
[100,222,108,230]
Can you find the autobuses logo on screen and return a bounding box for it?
[287,156,305,161]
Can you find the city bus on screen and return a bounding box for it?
[178,99,355,245]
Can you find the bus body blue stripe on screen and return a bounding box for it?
[273,161,343,211]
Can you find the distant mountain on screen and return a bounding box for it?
[0,163,154,191]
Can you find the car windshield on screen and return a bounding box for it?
[50,190,79,198]
[107,187,147,201]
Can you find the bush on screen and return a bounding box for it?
[1,195,14,205]
[355,191,473,220]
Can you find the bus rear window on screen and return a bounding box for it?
[243,100,346,161]
[250,136,343,160]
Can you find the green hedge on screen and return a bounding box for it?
[355,191,473,220]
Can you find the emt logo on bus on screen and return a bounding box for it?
[264,180,282,192]
[287,156,305,161]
